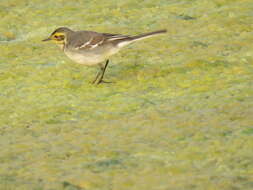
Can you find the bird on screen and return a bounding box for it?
[43,27,167,84]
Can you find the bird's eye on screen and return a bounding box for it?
[54,35,64,40]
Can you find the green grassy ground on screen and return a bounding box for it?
[0,0,253,189]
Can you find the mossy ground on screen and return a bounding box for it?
[0,0,253,189]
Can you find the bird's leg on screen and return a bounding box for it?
[92,63,103,84]
[97,60,112,84]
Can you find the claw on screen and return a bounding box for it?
[96,80,113,85]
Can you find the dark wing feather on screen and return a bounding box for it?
[68,31,133,50]
[102,33,132,42]
[68,31,105,50]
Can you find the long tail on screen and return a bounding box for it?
[131,29,167,41]
[116,29,167,47]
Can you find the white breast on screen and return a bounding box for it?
[64,47,120,66]
[64,51,103,66]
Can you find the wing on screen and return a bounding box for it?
[68,31,104,50]
[69,31,133,50]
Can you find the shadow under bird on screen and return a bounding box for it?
[43,27,167,84]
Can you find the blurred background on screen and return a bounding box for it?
[0,0,252,189]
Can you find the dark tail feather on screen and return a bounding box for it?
[116,29,167,47]
[131,29,167,41]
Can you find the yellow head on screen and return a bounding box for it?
[42,27,73,46]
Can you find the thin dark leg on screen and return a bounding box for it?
[92,68,102,84]
[97,60,111,84]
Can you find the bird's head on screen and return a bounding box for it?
[42,27,73,45]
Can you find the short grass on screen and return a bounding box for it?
[0,0,253,189]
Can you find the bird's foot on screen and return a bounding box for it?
[96,79,113,85]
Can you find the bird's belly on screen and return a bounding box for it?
[64,47,119,66]
[64,51,103,66]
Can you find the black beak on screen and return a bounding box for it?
[42,37,51,42]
